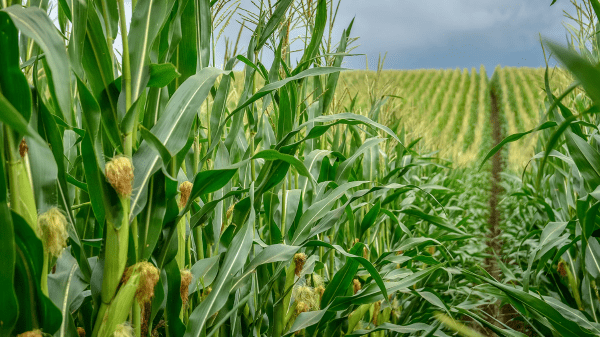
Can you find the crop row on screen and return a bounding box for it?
[342,68,492,166]
[491,66,571,169]
[230,66,563,169]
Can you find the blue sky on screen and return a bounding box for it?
[117,0,577,74]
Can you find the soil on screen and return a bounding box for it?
[474,86,504,337]
[478,87,533,337]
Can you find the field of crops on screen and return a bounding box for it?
[334,67,572,169]
[490,66,572,169]
[2,0,600,337]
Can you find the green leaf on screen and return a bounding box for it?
[197,0,211,68]
[209,57,236,146]
[329,264,444,311]
[13,211,62,334]
[255,0,293,52]
[0,11,31,121]
[466,270,597,337]
[360,202,381,239]
[279,112,401,149]
[188,255,220,295]
[66,0,88,77]
[400,209,466,235]
[320,19,353,112]
[546,40,600,104]
[48,251,88,337]
[130,67,226,220]
[253,149,314,181]
[184,189,255,337]
[36,100,92,279]
[2,6,72,124]
[291,181,365,245]
[0,139,18,336]
[564,131,600,190]
[147,63,181,88]
[296,0,326,72]
[231,244,301,291]
[479,121,557,170]
[304,241,389,308]
[164,259,185,337]
[346,323,438,337]
[335,138,385,184]
[139,125,172,166]
[128,0,170,101]
[320,243,364,308]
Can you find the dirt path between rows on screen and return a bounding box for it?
[474,87,518,337]
[486,89,503,285]
[481,87,527,336]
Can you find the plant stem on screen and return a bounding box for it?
[100,197,130,304]
[117,0,132,157]
[281,178,287,243]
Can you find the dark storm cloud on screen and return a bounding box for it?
[331,0,575,72]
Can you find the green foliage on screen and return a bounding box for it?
[3,0,600,337]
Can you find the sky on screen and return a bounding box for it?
[116,0,579,75]
[331,0,576,73]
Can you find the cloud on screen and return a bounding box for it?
[327,0,576,71]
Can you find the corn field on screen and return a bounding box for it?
[2,0,600,337]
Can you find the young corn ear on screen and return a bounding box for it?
[122,262,160,305]
[180,269,193,307]
[7,135,37,230]
[353,279,362,294]
[101,157,134,304]
[293,253,307,276]
[112,324,134,337]
[176,182,193,269]
[97,263,159,337]
[17,330,42,337]
[347,304,371,333]
[105,156,134,197]
[37,207,68,258]
[558,259,583,310]
[178,181,193,209]
[293,286,319,310]
[37,207,68,295]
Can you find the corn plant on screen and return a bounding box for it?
[0,0,505,336]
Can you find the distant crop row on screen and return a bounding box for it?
[491,67,571,169]
[336,68,492,166]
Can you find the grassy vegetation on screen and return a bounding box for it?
[2,0,600,337]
